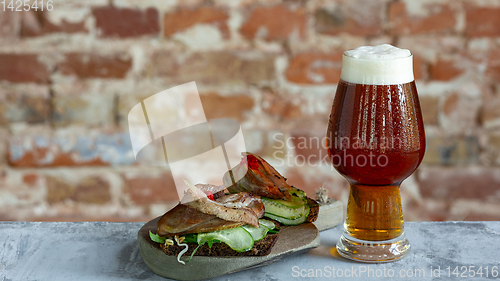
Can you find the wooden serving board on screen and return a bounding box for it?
[138,217,320,280]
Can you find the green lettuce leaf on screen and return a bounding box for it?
[149,231,167,243]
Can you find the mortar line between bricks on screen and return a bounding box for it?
[384,0,398,35]
[113,94,120,127]
[3,166,171,173]
[48,81,55,128]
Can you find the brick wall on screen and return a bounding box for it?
[1,0,499,222]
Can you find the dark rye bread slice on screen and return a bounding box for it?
[161,232,279,257]
[306,197,319,223]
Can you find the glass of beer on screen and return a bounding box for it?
[326,44,425,262]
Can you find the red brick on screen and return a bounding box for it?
[240,5,306,40]
[285,52,343,84]
[9,147,108,167]
[439,89,481,134]
[466,7,500,37]
[314,3,383,36]
[199,93,254,121]
[21,11,87,37]
[7,133,133,167]
[480,87,500,127]
[124,171,179,205]
[250,130,287,161]
[486,49,500,81]
[45,175,111,205]
[71,177,111,204]
[430,58,464,81]
[93,6,159,38]
[163,6,229,37]
[0,214,14,221]
[46,176,74,204]
[291,132,328,165]
[0,85,50,124]
[150,52,177,77]
[463,213,500,221]
[422,133,479,165]
[30,215,152,222]
[413,54,428,81]
[261,89,302,119]
[388,1,456,35]
[443,93,459,115]
[487,133,500,152]
[0,54,49,83]
[419,96,438,125]
[57,53,131,78]
[51,89,115,127]
[418,167,500,201]
[403,200,450,221]
[152,51,275,85]
[0,10,19,38]
[22,174,38,186]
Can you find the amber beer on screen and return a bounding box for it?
[326,45,425,262]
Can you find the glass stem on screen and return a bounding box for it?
[345,184,404,241]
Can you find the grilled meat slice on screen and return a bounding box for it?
[157,204,243,237]
[182,181,260,227]
[215,192,265,218]
[223,152,293,201]
[195,183,226,200]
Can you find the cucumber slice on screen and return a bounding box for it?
[264,205,310,225]
[241,225,268,241]
[265,212,307,225]
[289,188,307,199]
[262,195,306,209]
[258,219,276,230]
[241,219,277,241]
[197,226,254,252]
[262,197,308,219]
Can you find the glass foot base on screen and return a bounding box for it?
[336,233,410,263]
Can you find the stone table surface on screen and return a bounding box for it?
[1,221,500,281]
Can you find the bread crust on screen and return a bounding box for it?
[306,197,319,223]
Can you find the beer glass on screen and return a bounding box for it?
[326,45,425,262]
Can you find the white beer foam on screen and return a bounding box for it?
[340,44,414,85]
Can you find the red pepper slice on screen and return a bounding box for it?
[246,154,260,170]
[205,191,215,201]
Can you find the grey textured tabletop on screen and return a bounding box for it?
[1,221,500,281]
